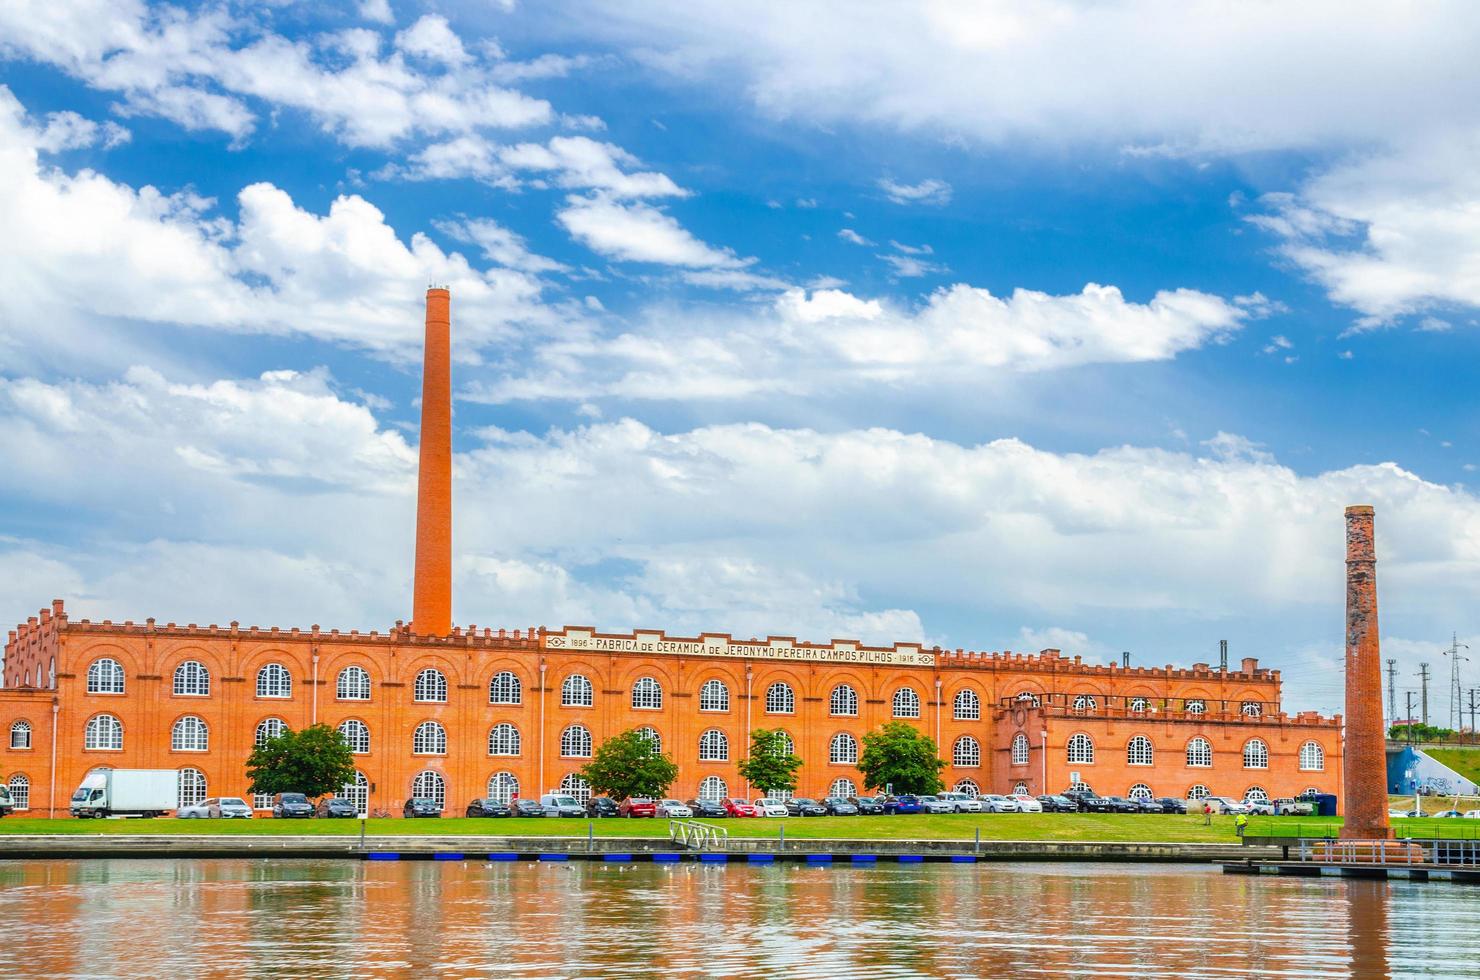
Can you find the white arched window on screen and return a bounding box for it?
[954,689,981,720]
[1184,698,1206,715]
[414,668,448,703]
[1245,786,1269,803]
[1243,739,1268,769]
[560,772,593,803]
[893,687,921,719]
[84,714,122,750]
[631,676,663,710]
[1299,741,1325,772]
[1016,691,1042,708]
[173,661,210,697]
[561,725,592,758]
[765,682,795,714]
[487,771,519,804]
[1013,781,1030,795]
[1127,735,1153,767]
[953,735,980,768]
[1128,697,1148,713]
[635,726,662,753]
[698,775,727,801]
[1186,737,1212,767]
[171,716,208,752]
[1066,733,1094,764]
[337,771,369,815]
[1188,784,1211,800]
[699,679,730,712]
[9,721,31,750]
[255,717,288,747]
[177,767,206,808]
[561,674,594,707]
[830,684,858,717]
[698,729,729,762]
[1128,783,1153,801]
[489,670,521,705]
[830,777,858,798]
[87,658,125,694]
[411,771,445,809]
[338,719,370,754]
[1069,779,1092,793]
[953,779,980,798]
[1011,732,1030,765]
[1241,701,1262,718]
[7,774,29,810]
[413,721,447,755]
[829,732,858,764]
[256,663,291,699]
[488,722,520,756]
[337,666,371,701]
[1072,694,1097,713]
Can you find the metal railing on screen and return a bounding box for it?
[1295,838,1480,867]
[668,819,728,850]
[1245,819,1480,841]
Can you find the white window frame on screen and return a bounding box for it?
[7,774,29,810]
[635,726,662,753]
[698,679,730,712]
[256,663,292,699]
[1128,783,1153,801]
[559,773,592,804]
[488,722,520,756]
[338,719,370,755]
[413,721,447,756]
[177,767,206,808]
[892,687,920,719]
[953,779,979,798]
[829,684,858,717]
[337,666,371,701]
[411,770,445,809]
[171,716,209,752]
[560,725,593,758]
[487,771,519,804]
[631,676,663,710]
[1126,735,1153,767]
[255,717,288,747]
[84,714,122,750]
[1243,739,1268,770]
[1066,733,1094,764]
[87,658,125,695]
[829,732,858,764]
[765,682,795,714]
[9,721,31,750]
[561,674,594,707]
[698,728,728,762]
[1188,784,1211,800]
[953,735,980,768]
[954,689,981,720]
[413,668,448,704]
[1010,732,1030,766]
[1298,740,1325,772]
[489,670,521,705]
[1186,737,1213,768]
[698,775,727,801]
[173,661,210,697]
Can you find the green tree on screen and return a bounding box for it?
[857,721,945,795]
[737,728,803,795]
[580,729,679,801]
[245,723,356,800]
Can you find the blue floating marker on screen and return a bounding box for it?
[603,854,633,863]
[366,853,400,861]
[433,853,465,861]
[950,855,977,863]
[805,854,834,865]
[898,855,925,863]
[747,854,775,864]
[850,854,877,864]
[486,853,519,861]
[538,853,569,862]
[700,853,729,863]
[652,853,682,863]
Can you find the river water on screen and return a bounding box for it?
[0,859,1473,978]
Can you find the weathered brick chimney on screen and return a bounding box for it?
[412,287,453,636]
[1342,505,1390,840]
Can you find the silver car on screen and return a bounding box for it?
[935,791,982,813]
[980,794,1021,813]
[656,799,693,818]
[209,796,254,819]
[176,799,214,819]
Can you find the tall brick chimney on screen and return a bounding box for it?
[412,287,453,636]
[1342,505,1390,840]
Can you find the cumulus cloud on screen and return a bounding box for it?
[878,177,952,206]
[555,195,752,268]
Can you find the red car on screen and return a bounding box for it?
[723,797,759,817]
[618,797,657,818]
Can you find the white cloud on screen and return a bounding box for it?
[555,194,751,268]
[878,177,952,206]
[34,110,130,151]
[837,228,873,246]
[359,0,394,26]
[394,15,469,67]
[399,133,685,198]
[877,252,946,278]
[433,216,568,274]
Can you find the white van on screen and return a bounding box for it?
[0,783,12,817]
[539,793,584,818]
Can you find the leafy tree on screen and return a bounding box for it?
[1390,722,1456,742]
[858,721,945,795]
[737,728,803,795]
[580,729,679,801]
[245,723,356,800]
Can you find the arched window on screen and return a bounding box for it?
[765,682,795,714]
[7,774,29,811]
[255,717,288,747]
[86,658,125,694]
[171,716,209,752]
[829,684,858,717]
[173,661,210,697]
[413,721,447,755]
[177,767,206,809]
[771,731,796,757]
[698,775,727,801]
[830,777,858,798]
[1184,698,1206,715]
[1128,697,1148,713]
[953,735,981,768]
[1072,694,1097,713]
[1013,781,1030,795]
[1066,733,1094,764]
[699,679,730,712]
[1011,732,1030,766]
[1299,741,1325,772]
[488,722,520,756]
[1187,784,1211,800]
[560,773,592,804]
[411,771,445,809]
[953,779,980,798]
[954,689,981,720]
[1128,783,1153,801]
[1015,691,1042,708]
[256,663,291,699]
[560,725,592,758]
[489,670,521,705]
[1069,779,1092,793]
[1186,737,1212,768]
[414,668,448,703]
[337,666,371,701]
[337,771,369,815]
[561,674,593,707]
[84,714,122,750]
[635,726,662,753]
[1302,786,1321,797]
[1241,701,1262,718]
[338,719,370,754]
[1243,739,1268,769]
[698,729,729,762]
[1244,786,1269,803]
[631,676,663,710]
[829,732,858,764]
[1126,735,1153,767]
[487,771,519,804]
[9,721,31,750]
[893,687,920,719]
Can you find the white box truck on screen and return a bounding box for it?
[70,769,178,818]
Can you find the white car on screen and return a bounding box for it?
[1207,796,1252,815]
[980,795,1021,813]
[176,799,214,818]
[1243,799,1275,816]
[208,797,253,819]
[1388,809,1409,819]
[656,799,693,818]
[935,791,982,813]
[1463,810,1480,819]
[753,798,789,817]
[919,795,955,814]
[1010,794,1044,813]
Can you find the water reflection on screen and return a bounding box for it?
[0,859,1474,978]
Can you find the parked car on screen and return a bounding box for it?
[618,797,658,818]
[512,799,546,818]
[1462,810,1480,819]
[1065,791,1114,813]
[937,791,984,813]
[1009,794,1043,813]
[1433,809,1465,818]
[403,797,442,818]
[540,794,586,818]
[1243,798,1276,816]
[785,798,828,817]
[464,798,511,818]
[1272,798,1314,817]
[588,796,620,819]
[724,798,759,817]
[881,795,925,815]
[1037,795,1079,813]
[176,799,215,819]
[918,795,955,814]
[822,797,859,816]
[1132,797,1165,814]
[979,795,1021,814]
[850,796,885,815]
[686,798,729,818]
[1388,809,1410,819]
[656,799,693,818]
[316,797,359,818]
[1206,796,1252,815]
[272,793,315,819]
[753,798,790,817]
[1155,797,1188,815]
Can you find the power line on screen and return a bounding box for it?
[1442,633,1470,731]
[1386,658,1397,723]
[1418,663,1431,727]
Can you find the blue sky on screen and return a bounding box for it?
[1,1,1479,716]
